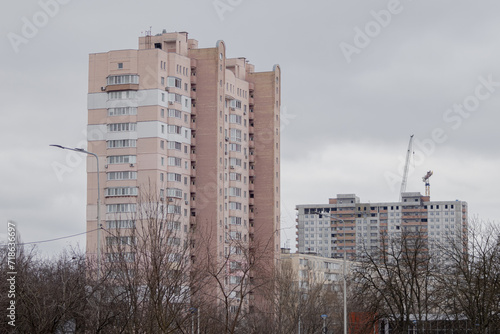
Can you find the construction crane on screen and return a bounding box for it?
[400,135,414,200]
[422,170,433,197]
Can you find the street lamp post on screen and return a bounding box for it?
[312,211,348,334]
[50,145,102,280]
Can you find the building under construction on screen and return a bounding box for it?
[295,192,468,259]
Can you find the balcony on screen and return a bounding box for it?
[190,75,197,85]
[104,83,139,92]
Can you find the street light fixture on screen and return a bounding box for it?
[50,145,102,280]
[311,210,348,334]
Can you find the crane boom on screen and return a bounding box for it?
[400,135,414,199]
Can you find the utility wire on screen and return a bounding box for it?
[0,228,102,246]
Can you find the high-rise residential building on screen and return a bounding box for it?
[86,31,280,310]
[296,192,468,259]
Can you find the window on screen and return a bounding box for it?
[229,172,241,181]
[107,107,137,116]
[229,114,242,124]
[230,261,241,270]
[230,216,242,225]
[229,158,242,167]
[107,139,136,148]
[168,125,181,134]
[230,129,242,142]
[168,141,182,150]
[107,74,139,85]
[107,155,136,164]
[229,143,241,152]
[106,252,135,263]
[167,237,181,246]
[166,188,182,198]
[107,171,137,180]
[106,236,136,246]
[108,91,136,100]
[229,276,242,284]
[168,93,182,103]
[107,123,136,132]
[106,203,137,213]
[229,187,241,197]
[167,205,181,214]
[167,157,181,167]
[168,109,182,119]
[117,63,123,69]
[229,202,242,210]
[105,187,138,197]
[167,173,182,182]
[106,220,136,229]
[167,77,182,89]
[229,231,242,240]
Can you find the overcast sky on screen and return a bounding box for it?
[1,0,499,256]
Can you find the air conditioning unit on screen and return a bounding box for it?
[243,111,247,115]
[165,87,169,91]
[185,201,189,205]
[168,101,174,105]
[101,87,106,91]
[225,137,229,141]
[129,163,134,167]
[230,107,235,111]
[230,166,235,169]
[168,198,174,202]
[104,164,108,169]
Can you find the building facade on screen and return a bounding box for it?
[296,193,468,259]
[86,31,280,309]
[280,248,349,290]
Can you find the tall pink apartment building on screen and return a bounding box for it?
[86,31,280,311]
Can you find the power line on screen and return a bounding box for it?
[0,228,102,247]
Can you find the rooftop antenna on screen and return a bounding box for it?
[145,26,152,49]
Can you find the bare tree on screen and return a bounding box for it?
[436,219,500,333]
[95,187,196,333]
[352,229,439,332]
[0,244,91,333]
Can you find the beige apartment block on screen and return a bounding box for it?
[87,31,280,312]
[296,193,468,260]
[280,248,350,290]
